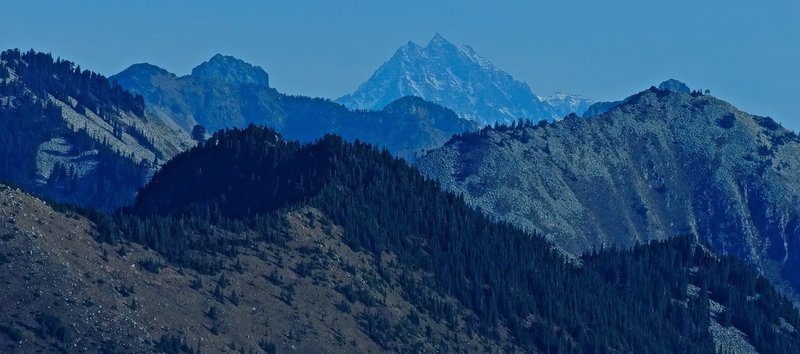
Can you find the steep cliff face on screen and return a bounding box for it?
[416,87,800,298]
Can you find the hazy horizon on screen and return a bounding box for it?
[3,0,798,129]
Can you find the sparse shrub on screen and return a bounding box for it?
[217,274,229,288]
[138,258,163,274]
[279,284,295,306]
[192,124,207,143]
[297,245,319,256]
[295,261,313,278]
[631,203,648,217]
[265,271,282,286]
[336,300,352,313]
[0,323,23,341]
[190,276,203,290]
[99,339,125,354]
[336,284,376,306]
[156,333,195,354]
[360,310,393,349]
[258,339,277,354]
[207,306,219,321]
[341,263,357,275]
[229,291,241,306]
[755,116,781,131]
[717,113,735,129]
[213,285,225,304]
[116,285,135,297]
[36,313,70,343]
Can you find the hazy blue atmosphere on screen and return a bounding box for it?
[3,0,798,129]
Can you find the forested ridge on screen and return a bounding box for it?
[0,49,152,209]
[91,125,800,353]
[2,49,144,117]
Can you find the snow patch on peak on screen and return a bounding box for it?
[337,34,555,125]
[540,92,595,118]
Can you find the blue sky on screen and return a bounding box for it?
[3,0,799,129]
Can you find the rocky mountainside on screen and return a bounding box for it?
[539,92,594,118]
[5,127,800,353]
[337,34,555,125]
[191,53,270,86]
[0,185,511,353]
[416,85,800,301]
[0,49,193,210]
[111,55,475,161]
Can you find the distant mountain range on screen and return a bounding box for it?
[111,54,476,160]
[416,83,800,302]
[112,35,597,156]
[338,34,590,125]
[539,92,594,118]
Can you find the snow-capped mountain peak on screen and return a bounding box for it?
[338,34,554,125]
[538,92,594,118]
[427,32,454,48]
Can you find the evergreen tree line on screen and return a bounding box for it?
[95,126,800,353]
[0,55,153,210]
[1,49,145,116]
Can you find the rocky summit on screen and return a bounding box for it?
[190,54,270,86]
[416,86,800,301]
[338,34,555,125]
